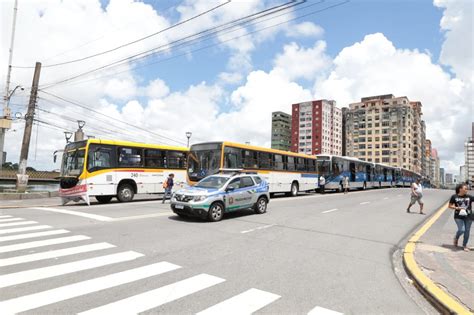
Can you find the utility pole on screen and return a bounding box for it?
[16,62,41,192]
[0,0,19,170]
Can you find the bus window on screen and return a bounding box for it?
[296,158,306,171]
[224,147,243,169]
[243,150,258,169]
[286,156,296,171]
[317,159,330,176]
[167,151,186,169]
[145,149,166,168]
[258,152,271,169]
[307,159,316,172]
[118,147,143,167]
[274,154,284,170]
[87,145,115,172]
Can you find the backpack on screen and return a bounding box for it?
[162,180,168,189]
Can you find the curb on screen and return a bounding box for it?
[403,201,472,314]
[0,204,63,209]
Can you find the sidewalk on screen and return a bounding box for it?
[0,196,63,208]
[405,203,474,314]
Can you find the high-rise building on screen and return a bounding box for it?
[425,139,433,184]
[464,123,474,184]
[460,165,467,183]
[344,94,423,172]
[439,167,445,187]
[420,120,427,179]
[446,173,453,185]
[271,111,292,151]
[291,100,342,155]
[431,148,440,188]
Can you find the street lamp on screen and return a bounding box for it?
[186,131,192,148]
[64,131,73,143]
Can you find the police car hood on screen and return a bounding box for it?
[175,187,221,196]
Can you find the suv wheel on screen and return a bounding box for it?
[254,197,267,214]
[208,202,224,222]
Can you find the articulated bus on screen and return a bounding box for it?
[58,139,188,205]
[187,141,319,196]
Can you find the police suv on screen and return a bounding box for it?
[170,172,270,222]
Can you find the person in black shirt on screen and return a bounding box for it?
[448,183,473,251]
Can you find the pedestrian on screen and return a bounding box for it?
[319,175,325,194]
[406,178,424,214]
[162,173,174,203]
[343,176,349,194]
[448,183,473,251]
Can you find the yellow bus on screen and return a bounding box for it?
[187,141,318,196]
[58,139,188,205]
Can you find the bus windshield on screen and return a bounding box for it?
[61,149,85,177]
[316,157,331,177]
[188,143,222,182]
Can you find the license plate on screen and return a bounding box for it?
[174,204,184,209]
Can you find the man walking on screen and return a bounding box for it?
[407,178,424,214]
[343,176,349,194]
[162,173,174,203]
[319,175,325,194]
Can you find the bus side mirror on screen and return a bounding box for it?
[53,150,58,163]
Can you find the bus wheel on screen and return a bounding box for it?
[290,182,299,197]
[117,184,134,202]
[96,196,113,204]
[208,202,224,222]
[254,196,267,214]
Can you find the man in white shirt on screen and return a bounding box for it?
[407,178,424,214]
[319,176,326,194]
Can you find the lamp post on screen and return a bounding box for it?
[0,85,23,170]
[186,131,192,148]
[64,131,73,143]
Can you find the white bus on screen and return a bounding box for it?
[58,139,188,205]
[187,141,319,196]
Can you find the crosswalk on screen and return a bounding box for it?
[0,214,343,314]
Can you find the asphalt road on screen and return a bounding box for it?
[0,188,452,314]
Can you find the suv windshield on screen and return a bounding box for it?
[60,149,85,177]
[188,143,222,182]
[195,176,228,189]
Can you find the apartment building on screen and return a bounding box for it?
[431,148,440,188]
[290,100,342,155]
[344,94,423,173]
[465,122,474,184]
[271,111,292,151]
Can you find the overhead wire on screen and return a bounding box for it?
[39,0,304,89]
[12,1,231,69]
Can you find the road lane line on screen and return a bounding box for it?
[0,262,181,314]
[0,225,51,235]
[383,197,389,200]
[79,274,225,315]
[0,215,13,219]
[359,202,370,205]
[0,251,144,288]
[196,288,280,315]
[0,218,24,223]
[0,242,115,267]
[322,208,339,214]
[0,235,90,253]
[111,212,174,221]
[0,229,70,242]
[30,207,113,221]
[0,220,37,228]
[240,224,275,234]
[308,306,343,315]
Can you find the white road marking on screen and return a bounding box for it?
[0,229,69,242]
[0,251,143,288]
[0,262,181,314]
[30,207,113,221]
[0,215,13,218]
[383,197,389,200]
[0,220,37,228]
[359,202,370,205]
[79,274,225,315]
[397,194,402,197]
[0,217,24,223]
[308,306,343,315]
[0,242,115,267]
[197,288,281,315]
[322,208,339,214]
[240,224,275,234]
[0,225,51,235]
[111,212,174,221]
[0,235,90,253]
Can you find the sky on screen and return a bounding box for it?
[0,0,472,175]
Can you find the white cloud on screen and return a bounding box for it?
[285,22,324,38]
[104,77,137,101]
[145,78,170,99]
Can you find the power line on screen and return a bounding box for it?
[39,0,304,89]
[38,90,187,146]
[12,1,231,69]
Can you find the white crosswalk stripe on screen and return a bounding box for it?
[0,251,143,288]
[0,261,181,314]
[0,242,115,267]
[0,215,13,218]
[0,235,90,253]
[0,220,37,228]
[308,306,343,315]
[0,225,51,235]
[0,229,70,242]
[79,274,225,315]
[0,217,24,223]
[196,288,281,315]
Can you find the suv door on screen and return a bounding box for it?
[239,176,257,206]
[225,178,243,211]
